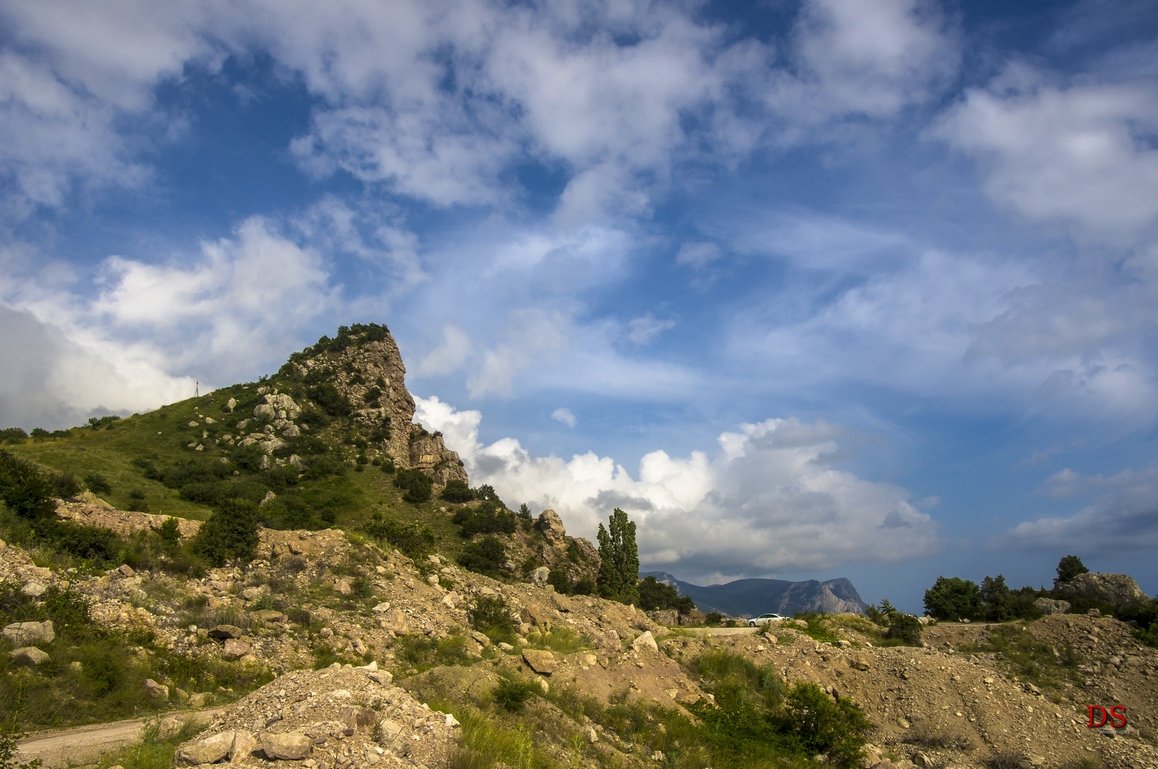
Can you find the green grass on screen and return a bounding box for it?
[792,613,842,645]
[93,719,206,769]
[960,625,1081,691]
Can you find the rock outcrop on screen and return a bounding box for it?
[1054,572,1150,614]
[279,324,468,486]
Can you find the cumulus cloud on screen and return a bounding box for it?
[0,212,347,428]
[414,396,939,581]
[931,63,1158,245]
[1001,466,1158,555]
[0,305,193,429]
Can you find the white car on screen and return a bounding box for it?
[748,613,786,627]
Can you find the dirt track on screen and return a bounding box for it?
[16,709,224,769]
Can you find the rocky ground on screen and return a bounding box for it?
[6,504,1158,769]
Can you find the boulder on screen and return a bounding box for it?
[632,631,659,654]
[260,731,312,760]
[1033,598,1071,616]
[522,649,558,675]
[142,678,169,701]
[3,620,55,646]
[209,624,244,641]
[175,731,235,765]
[223,638,252,660]
[534,509,568,548]
[530,566,551,587]
[9,646,50,666]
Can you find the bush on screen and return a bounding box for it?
[885,614,923,646]
[452,502,516,537]
[458,536,508,578]
[439,479,475,503]
[0,427,28,445]
[468,595,517,643]
[493,678,539,713]
[190,499,260,566]
[362,513,435,560]
[0,449,55,519]
[84,473,112,495]
[778,682,872,768]
[393,468,432,503]
[705,611,724,626]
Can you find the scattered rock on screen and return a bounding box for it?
[9,646,49,666]
[522,649,558,675]
[209,624,244,641]
[632,630,659,654]
[142,678,169,701]
[175,731,235,765]
[3,620,55,646]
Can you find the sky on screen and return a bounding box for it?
[2,0,1157,612]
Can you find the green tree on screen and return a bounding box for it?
[923,576,982,621]
[980,574,1014,621]
[596,508,639,605]
[1055,555,1089,586]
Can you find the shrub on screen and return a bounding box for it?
[439,479,475,503]
[393,468,433,503]
[778,682,872,768]
[0,427,28,445]
[885,614,923,646]
[452,502,516,537]
[468,595,517,643]
[0,449,55,519]
[705,611,724,626]
[458,536,508,578]
[190,499,260,566]
[362,514,435,560]
[84,473,112,495]
[52,471,82,499]
[126,488,149,512]
[492,678,539,713]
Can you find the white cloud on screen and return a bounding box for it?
[550,407,577,428]
[676,241,722,270]
[764,0,960,135]
[415,396,939,581]
[418,325,472,377]
[625,314,675,346]
[0,213,345,429]
[931,64,1158,245]
[1002,466,1158,555]
[0,305,194,430]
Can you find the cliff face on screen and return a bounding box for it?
[278,324,467,486]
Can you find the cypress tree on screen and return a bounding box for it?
[596,508,639,605]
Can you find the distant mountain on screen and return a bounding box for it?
[643,571,866,617]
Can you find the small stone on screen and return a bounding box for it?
[378,719,404,743]
[209,624,244,641]
[223,638,252,660]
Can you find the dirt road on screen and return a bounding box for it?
[16,709,224,769]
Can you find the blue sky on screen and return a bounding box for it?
[2,0,1157,612]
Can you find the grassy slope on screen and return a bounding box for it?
[5,381,467,560]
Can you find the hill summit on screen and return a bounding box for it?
[271,323,467,486]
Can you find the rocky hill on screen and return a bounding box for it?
[5,501,1158,769]
[647,572,867,616]
[3,324,1158,769]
